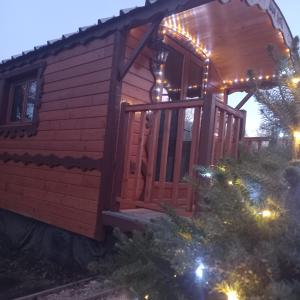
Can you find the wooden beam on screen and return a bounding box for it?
[235,93,253,110]
[118,21,162,80]
[95,30,127,240]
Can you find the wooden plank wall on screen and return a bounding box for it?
[122,26,154,105]
[120,26,154,207]
[0,35,114,239]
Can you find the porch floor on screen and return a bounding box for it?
[102,209,166,232]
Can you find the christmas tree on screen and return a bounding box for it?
[93,39,300,300]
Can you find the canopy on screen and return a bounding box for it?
[163,0,293,86]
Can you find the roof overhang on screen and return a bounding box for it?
[162,0,293,87]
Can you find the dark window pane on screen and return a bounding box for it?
[163,48,184,102]
[186,61,203,99]
[10,84,26,122]
[25,80,37,121]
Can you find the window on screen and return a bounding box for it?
[162,48,184,102]
[161,39,206,102]
[186,61,204,100]
[0,62,45,138]
[9,79,37,123]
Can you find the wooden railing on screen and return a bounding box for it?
[242,137,271,152]
[114,95,246,213]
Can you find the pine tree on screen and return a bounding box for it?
[92,39,300,300]
[250,37,300,157]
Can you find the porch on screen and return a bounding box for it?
[113,94,245,215]
[101,0,292,229]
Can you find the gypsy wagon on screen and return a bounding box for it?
[0,0,293,240]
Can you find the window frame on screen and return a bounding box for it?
[0,62,46,138]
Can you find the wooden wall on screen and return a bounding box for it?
[122,26,154,105]
[0,35,115,239]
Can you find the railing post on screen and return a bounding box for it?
[111,102,130,211]
[198,94,217,166]
[240,110,247,139]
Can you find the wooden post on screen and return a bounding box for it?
[135,112,147,200]
[198,94,217,166]
[224,114,234,157]
[172,108,185,205]
[239,110,247,139]
[144,111,161,202]
[216,110,226,161]
[187,106,202,212]
[110,102,130,211]
[158,110,172,201]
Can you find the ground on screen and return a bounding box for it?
[0,235,89,299]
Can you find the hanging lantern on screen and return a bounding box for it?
[149,34,170,102]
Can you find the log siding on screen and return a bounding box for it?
[0,35,114,239]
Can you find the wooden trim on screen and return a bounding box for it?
[235,93,253,110]
[0,62,46,138]
[119,21,161,80]
[0,152,102,171]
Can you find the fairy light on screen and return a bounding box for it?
[162,20,211,58]
[195,261,205,279]
[294,131,300,140]
[291,77,300,86]
[261,210,272,218]
[222,74,277,86]
[226,290,239,300]
[161,15,211,98]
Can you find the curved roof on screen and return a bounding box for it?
[0,0,293,78]
[163,0,294,84]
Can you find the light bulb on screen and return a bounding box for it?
[195,262,205,279]
[227,290,239,300]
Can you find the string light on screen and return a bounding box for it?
[226,290,240,300]
[291,77,300,86]
[257,209,279,220]
[203,172,213,178]
[162,21,211,58]
[195,261,205,280]
[222,74,276,86]
[293,131,300,140]
[144,295,149,300]
[218,284,240,300]
[261,210,272,218]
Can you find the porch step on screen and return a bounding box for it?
[102,209,166,232]
[118,199,193,217]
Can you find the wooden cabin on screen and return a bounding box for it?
[0,0,293,240]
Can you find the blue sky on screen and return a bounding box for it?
[1,0,299,135]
